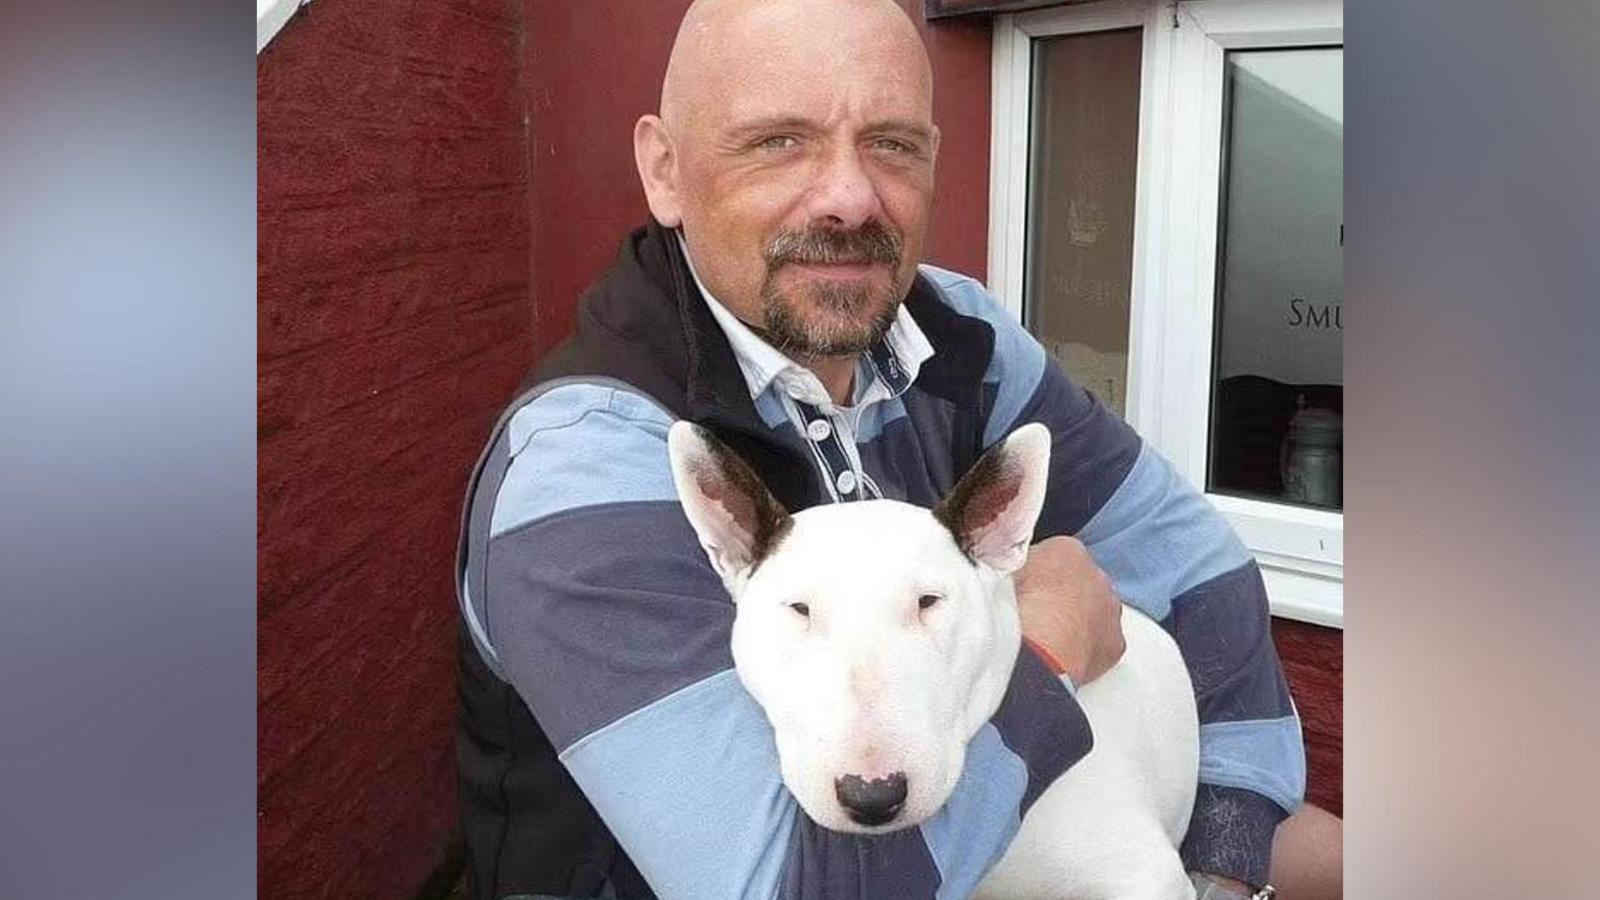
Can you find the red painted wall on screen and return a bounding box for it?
[256,0,530,896]
[1273,619,1344,815]
[522,0,995,357]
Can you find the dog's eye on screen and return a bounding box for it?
[917,594,941,611]
[787,602,811,618]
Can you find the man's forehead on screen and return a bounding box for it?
[712,73,932,133]
[663,0,932,130]
[704,39,928,121]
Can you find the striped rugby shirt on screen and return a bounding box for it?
[456,221,1304,898]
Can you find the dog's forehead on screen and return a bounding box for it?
[795,499,948,546]
[752,500,962,588]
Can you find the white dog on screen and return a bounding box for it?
[668,421,1200,899]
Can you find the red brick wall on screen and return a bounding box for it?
[256,0,530,896]
[1273,619,1344,815]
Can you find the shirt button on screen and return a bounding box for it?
[784,381,808,401]
[835,470,858,495]
[806,419,832,442]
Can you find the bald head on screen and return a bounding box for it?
[659,0,933,134]
[632,0,941,370]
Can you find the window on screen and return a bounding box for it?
[1024,28,1143,418]
[991,0,1345,626]
[1211,48,1343,512]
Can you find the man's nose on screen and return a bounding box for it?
[804,149,880,230]
[834,771,908,826]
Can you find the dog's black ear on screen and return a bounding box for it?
[933,423,1051,574]
[668,421,793,585]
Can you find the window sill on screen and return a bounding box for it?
[1261,561,1343,628]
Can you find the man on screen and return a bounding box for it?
[455,1,1339,898]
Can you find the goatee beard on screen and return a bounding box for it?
[759,220,906,356]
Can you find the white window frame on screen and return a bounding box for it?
[258,0,312,53]
[989,0,1344,627]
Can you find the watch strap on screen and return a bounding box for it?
[1191,873,1277,900]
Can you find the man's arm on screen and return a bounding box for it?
[925,266,1306,888]
[475,381,1092,900]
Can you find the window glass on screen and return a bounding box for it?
[1024,28,1142,418]
[1209,48,1343,510]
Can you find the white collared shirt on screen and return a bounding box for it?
[677,233,934,501]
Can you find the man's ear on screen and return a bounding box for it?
[634,115,684,228]
[668,421,792,586]
[933,423,1051,574]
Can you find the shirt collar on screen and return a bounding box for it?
[676,232,934,405]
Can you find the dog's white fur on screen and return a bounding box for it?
[668,422,1200,899]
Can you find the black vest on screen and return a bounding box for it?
[454,221,997,899]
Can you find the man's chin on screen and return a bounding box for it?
[760,270,903,355]
[778,308,895,355]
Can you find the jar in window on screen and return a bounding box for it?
[1280,396,1342,508]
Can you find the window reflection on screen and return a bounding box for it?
[1209,48,1343,510]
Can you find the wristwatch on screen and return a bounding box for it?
[1190,872,1276,900]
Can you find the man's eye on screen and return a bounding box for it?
[873,138,917,155]
[917,594,941,611]
[787,601,811,618]
[755,135,799,151]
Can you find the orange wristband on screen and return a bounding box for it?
[1022,636,1068,677]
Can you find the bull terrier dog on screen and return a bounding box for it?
[667,421,1200,900]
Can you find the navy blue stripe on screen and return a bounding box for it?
[1011,364,1143,539]
[865,337,912,394]
[888,387,962,501]
[484,500,734,753]
[1180,784,1288,888]
[914,265,1047,449]
[1164,562,1296,723]
[985,647,1093,813]
[779,819,941,900]
[856,410,954,509]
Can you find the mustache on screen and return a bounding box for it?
[764,221,903,271]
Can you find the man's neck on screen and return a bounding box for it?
[791,351,858,406]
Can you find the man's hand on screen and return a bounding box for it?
[1014,535,1125,687]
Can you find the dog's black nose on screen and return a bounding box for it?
[835,772,908,826]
